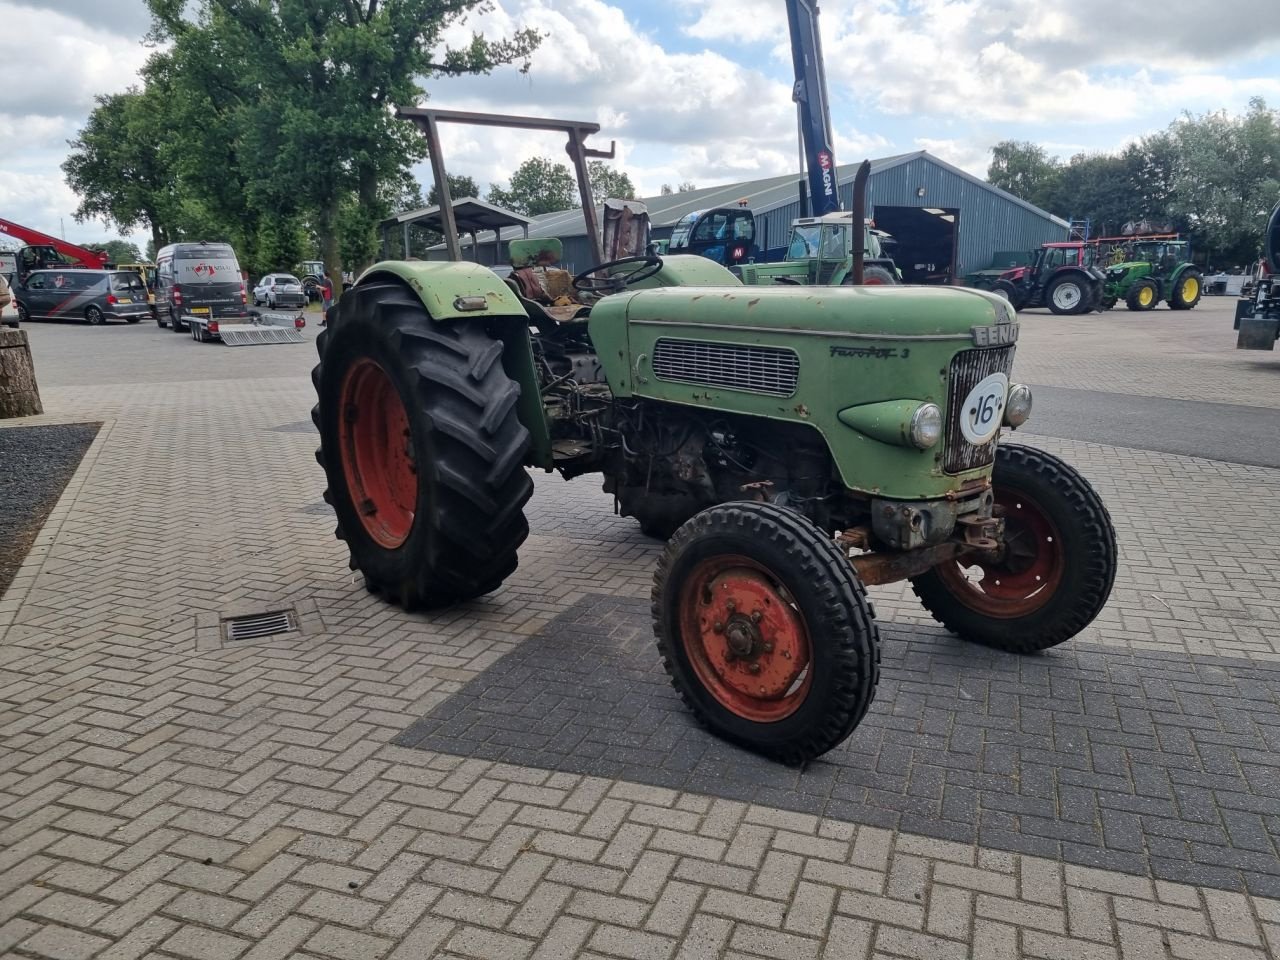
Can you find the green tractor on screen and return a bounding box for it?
[312,108,1118,764]
[1101,239,1203,311]
[733,210,900,287]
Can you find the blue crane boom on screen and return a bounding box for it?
[786,0,840,216]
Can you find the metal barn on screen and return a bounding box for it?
[420,151,1067,281]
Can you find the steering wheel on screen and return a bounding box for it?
[572,256,663,295]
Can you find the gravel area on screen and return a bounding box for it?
[0,422,99,597]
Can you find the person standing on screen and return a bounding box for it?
[320,275,334,327]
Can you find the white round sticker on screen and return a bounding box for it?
[958,373,1008,445]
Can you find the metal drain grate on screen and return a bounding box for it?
[223,609,297,643]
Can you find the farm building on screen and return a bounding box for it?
[405,151,1068,282]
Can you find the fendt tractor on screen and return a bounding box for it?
[311,107,1118,765]
[1235,201,1280,351]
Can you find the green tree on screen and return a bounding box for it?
[588,161,636,205]
[488,157,578,216]
[62,88,179,252]
[143,0,540,289]
[84,240,143,264]
[1167,98,1280,264]
[987,141,1062,213]
[427,174,480,207]
[659,181,698,195]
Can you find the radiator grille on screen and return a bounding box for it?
[651,339,800,397]
[944,345,1016,473]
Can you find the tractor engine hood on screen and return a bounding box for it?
[605,283,1015,340]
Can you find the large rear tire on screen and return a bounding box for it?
[1168,269,1202,310]
[652,502,880,764]
[910,444,1116,652]
[312,280,534,609]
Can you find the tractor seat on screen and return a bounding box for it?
[506,238,589,325]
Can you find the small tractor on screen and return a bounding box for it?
[311,108,1118,764]
[1100,239,1202,311]
[981,241,1105,315]
[1235,201,1280,351]
[734,211,900,286]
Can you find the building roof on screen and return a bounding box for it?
[424,152,1067,250]
[380,197,533,235]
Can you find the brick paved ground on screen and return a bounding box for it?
[3,296,1280,959]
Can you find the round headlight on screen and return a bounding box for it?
[1004,383,1032,427]
[908,403,943,449]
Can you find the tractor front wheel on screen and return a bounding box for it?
[1046,275,1089,315]
[1169,270,1202,310]
[991,280,1025,310]
[910,444,1116,652]
[1126,279,1158,311]
[653,502,880,764]
[312,280,534,609]
[858,265,897,286]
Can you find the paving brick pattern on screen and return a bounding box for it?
[397,594,1280,896]
[2,311,1279,958]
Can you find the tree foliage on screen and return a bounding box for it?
[660,181,698,195]
[84,240,143,264]
[488,157,578,216]
[987,100,1280,265]
[62,1,541,282]
[427,174,480,207]
[588,161,636,205]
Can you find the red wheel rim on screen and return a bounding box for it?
[677,555,813,722]
[863,277,888,285]
[337,357,417,548]
[936,487,1064,618]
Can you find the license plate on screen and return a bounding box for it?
[117,298,132,304]
[191,307,210,314]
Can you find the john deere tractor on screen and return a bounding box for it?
[312,109,1117,764]
[1101,239,1202,311]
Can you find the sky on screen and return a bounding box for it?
[3,0,1279,250]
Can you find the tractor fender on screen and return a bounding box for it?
[355,260,553,470]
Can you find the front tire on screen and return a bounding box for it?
[1126,279,1158,311]
[857,265,897,286]
[1046,275,1089,315]
[1169,270,1202,310]
[991,280,1025,310]
[312,280,534,609]
[653,502,880,764]
[910,444,1116,652]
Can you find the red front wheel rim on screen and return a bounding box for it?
[936,488,1065,618]
[337,357,417,549]
[677,555,813,722]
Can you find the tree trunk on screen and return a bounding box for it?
[0,329,43,419]
[319,199,343,298]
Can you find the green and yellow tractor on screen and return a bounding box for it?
[1100,239,1203,311]
[311,108,1117,764]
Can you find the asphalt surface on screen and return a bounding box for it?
[0,423,99,597]
[1023,384,1280,469]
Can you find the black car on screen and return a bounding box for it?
[14,269,151,325]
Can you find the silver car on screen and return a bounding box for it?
[252,273,306,309]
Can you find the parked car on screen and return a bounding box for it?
[154,241,249,332]
[253,273,307,309]
[1,271,16,328]
[13,269,151,325]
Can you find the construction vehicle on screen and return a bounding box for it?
[666,207,756,268]
[0,218,110,282]
[981,241,1105,315]
[310,105,1117,764]
[1100,238,1203,311]
[1235,202,1280,350]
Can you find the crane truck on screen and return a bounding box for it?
[0,218,110,283]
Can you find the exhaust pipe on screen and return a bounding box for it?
[850,159,870,285]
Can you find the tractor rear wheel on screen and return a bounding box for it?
[312,279,534,609]
[652,502,880,764]
[910,444,1116,652]
[1046,275,1089,315]
[857,265,897,285]
[1126,279,1158,311]
[1169,270,1202,310]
